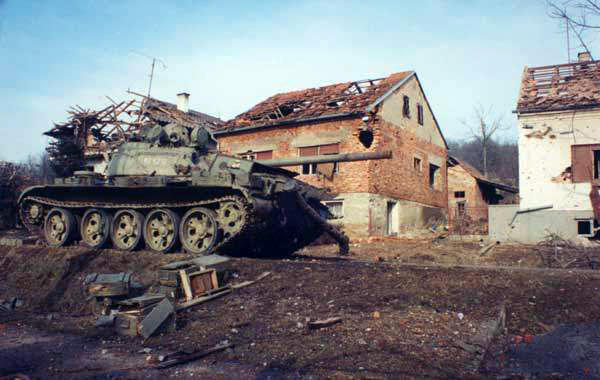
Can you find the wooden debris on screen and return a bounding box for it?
[179,269,194,301]
[188,269,219,297]
[140,298,175,339]
[155,342,233,369]
[85,272,131,297]
[176,287,231,311]
[230,271,271,289]
[308,317,342,329]
[479,242,497,256]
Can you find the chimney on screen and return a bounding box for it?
[578,51,592,62]
[177,92,190,113]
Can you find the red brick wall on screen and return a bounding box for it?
[367,120,448,209]
[216,116,448,212]
[216,118,372,194]
[447,164,489,233]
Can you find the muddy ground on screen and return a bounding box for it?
[1,239,600,379]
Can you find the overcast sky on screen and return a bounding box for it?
[0,0,590,161]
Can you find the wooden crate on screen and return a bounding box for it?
[179,269,219,301]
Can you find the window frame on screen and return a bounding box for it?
[429,163,440,189]
[240,150,273,161]
[323,200,344,219]
[571,144,600,183]
[454,191,465,198]
[299,144,340,176]
[403,95,410,118]
[417,104,424,125]
[413,156,422,172]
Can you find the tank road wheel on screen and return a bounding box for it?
[143,209,180,253]
[110,209,144,251]
[179,207,218,255]
[80,208,112,249]
[44,208,76,247]
[23,201,44,225]
[217,200,245,239]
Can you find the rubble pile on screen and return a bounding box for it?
[534,233,600,269]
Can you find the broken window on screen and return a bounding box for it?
[413,157,422,172]
[299,144,339,175]
[240,150,273,161]
[571,144,600,182]
[454,191,465,198]
[403,95,410,118]
[417,104,424,125]
[429,163,440,189]
[324,201,343,218]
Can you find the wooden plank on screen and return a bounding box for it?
[308,317,342,329]
[175,288,231,311]
[230,271,271,289]
[155,342,233,369]
[179,269,193,302]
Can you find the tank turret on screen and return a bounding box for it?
[18,123,391,256]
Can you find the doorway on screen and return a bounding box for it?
[386,201,399,236]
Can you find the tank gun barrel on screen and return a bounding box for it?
[256,150,392,167]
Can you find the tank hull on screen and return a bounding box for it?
[18,183,325,256]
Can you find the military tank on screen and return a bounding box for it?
[18,122,390,256]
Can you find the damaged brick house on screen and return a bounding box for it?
[490,52,600,243]
[44,93,223,174]
[447,156,517,234]
[214,71,449,238]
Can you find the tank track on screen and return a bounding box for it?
[19,194,255,255]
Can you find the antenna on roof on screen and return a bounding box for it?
[130,51,167,98]
[565,12,571,63]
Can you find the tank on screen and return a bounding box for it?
[18,123,390,256]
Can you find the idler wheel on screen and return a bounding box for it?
[217,200,244,239]
[80,208,112,249]
[143,208,180,253]
[179,207,218,255]
[110,209,144,251]
[44,207,76,247]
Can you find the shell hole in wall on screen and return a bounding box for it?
[358,129,374,148]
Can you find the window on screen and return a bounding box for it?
[571,144,600,182]
[454,191,465,198]
[413,157,422,172]
[403,95,410,118]
[578,220,592,236]
[324,201,343,218]
[240,150,273,161]
[417,104,424,125]
[299,143,339,175]
[429,163,440,189]
[457,202,466,217]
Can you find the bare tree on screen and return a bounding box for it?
[546,0,599,60]
[460,105,505,177]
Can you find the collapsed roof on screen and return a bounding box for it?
[44,94,223,157]
[517,59,600,114]
[218,71,414,132]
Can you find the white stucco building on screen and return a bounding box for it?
[490,52,600,243]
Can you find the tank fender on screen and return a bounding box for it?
[17,185,46,204]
